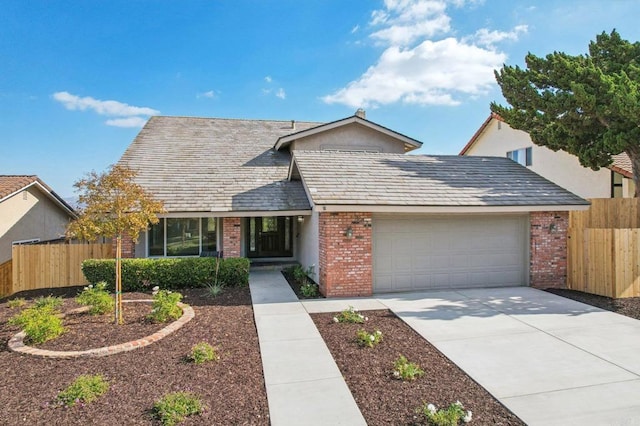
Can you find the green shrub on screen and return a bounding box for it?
[57,374,109,407]
[153,391,204,426]
[148,290,183,323]
[356,329,383,348]
[7,298,26,309]
[9,306,65,344]
[300,282,319,298]
[421,401,472,425]
[34,295,63,310]
[82,257,249,291]
[76,282,113,315]
[393,355,424,381]
[188,342,219,364]
[333,306,367,324]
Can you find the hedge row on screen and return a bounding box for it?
[82,257,250,292]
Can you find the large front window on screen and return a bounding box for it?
[148,218,217,257]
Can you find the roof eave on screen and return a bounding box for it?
[313,203,590,214]
[0,180,77,217]
[459,112,504,155]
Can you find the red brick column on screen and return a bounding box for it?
[222,217,242,258]
[530,211,568,289]
[319,212,372,297]
[112,234,135,258]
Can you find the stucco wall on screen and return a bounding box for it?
[296,211,319,281]
[466,119,612,199]
[291,123,406,153]
[0,187,71,263]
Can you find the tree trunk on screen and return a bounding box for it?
[626,147,640,198]
[115,236,123,325]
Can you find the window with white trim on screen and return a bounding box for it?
[507,147,532,166]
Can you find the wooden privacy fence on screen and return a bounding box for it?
[1,243,113,298]
[568,198,640,298]
[0,260,12,299]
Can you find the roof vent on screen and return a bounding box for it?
[291,120,296,130]
[355,108,366,119]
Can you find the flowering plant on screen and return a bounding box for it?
[420,400,472,425]
[392,355,424,381]
[356,329,383,348]
[333,306,367,324]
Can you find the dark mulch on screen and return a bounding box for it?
[546,288,640,320]
[311,310,524,426]
[0,286,269,425]
[281,270,323,299]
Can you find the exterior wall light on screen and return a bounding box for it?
[344,226,353,239]
[297,216,305,224]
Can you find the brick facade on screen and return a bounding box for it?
[318,212,372,297]
[222,217,242,258]
[530,211,568,289]
[112,234,135,258]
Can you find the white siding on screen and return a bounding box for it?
[296,211,319,281]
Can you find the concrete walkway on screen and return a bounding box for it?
[249,270,366,426]
[377,287,640,426]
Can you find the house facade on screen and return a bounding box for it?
[460,113,635,199]
[118,113,589,297]
[0,176,76,263]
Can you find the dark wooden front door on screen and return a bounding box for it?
[246,217,293,258]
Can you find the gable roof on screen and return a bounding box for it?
[291,151,588,212]
[118,116,322,213]
[461,113,634,178]
[0,175,76,216]
[274,114,422,152]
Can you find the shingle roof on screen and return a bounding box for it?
[292,151,588,207]
[119,116,322,212]
[0,175,38,199]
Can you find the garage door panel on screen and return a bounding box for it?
[373,215,527,292]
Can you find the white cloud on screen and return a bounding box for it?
[351,24,360,34]
[264,76,272,83]
[323,0,527,108]
[276,88,286,99]
[197,90,216,99]
[105,117,149,128]
[53,91,158,128]
[53,91,158,116]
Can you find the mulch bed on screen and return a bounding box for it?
[0,286,269,425]
[546,288,640,320]
[311,310,524,426]
[281,269,323,299]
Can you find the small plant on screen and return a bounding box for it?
[333,306,367,324]
[420,401,472,426]
[76,282,113,315]
[153,391,204,426]
[300,282,319,298]
[188,342,219,364]
[356,329,383,348]
[7,298,26,309]
[56,374,109,407]
[8,305,65,344]
[206,283,224,298]
[34,295,63,310]
[148,290,183,323]
[393,355,425,381]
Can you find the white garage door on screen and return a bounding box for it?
[373,215,528,292]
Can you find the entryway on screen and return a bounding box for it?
[245,217,293,258]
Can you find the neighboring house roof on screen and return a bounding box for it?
[119,116,322,213]
[291,151,588,210]
[460,113,635,178]
[274,114,423,152]
[0,175,76,216]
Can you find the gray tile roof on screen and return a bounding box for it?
[292,151,589,207]
[119,116,321,212]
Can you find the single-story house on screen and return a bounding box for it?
[0,175,76,263]
[460,113,635,199]
[118,112,589,297]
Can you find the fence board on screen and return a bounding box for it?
[10,243,113,296]
[0,260,12,298]
[570,198,640,229]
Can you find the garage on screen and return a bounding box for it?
[373,214,529,292]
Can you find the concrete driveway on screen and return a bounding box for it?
[376,287,640,426]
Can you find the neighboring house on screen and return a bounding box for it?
[118,112,588,297]
[460,113,635,199]
[0,176,76,263]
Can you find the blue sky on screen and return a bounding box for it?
[2,0,639,198]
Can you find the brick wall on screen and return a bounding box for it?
[318,212,372,297]
[112,234,135,258]
[530,211,568,289]
[222,217,241,258]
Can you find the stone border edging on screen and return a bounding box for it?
[8,300,194,358]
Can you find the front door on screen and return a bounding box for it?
[246,217,293,258]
